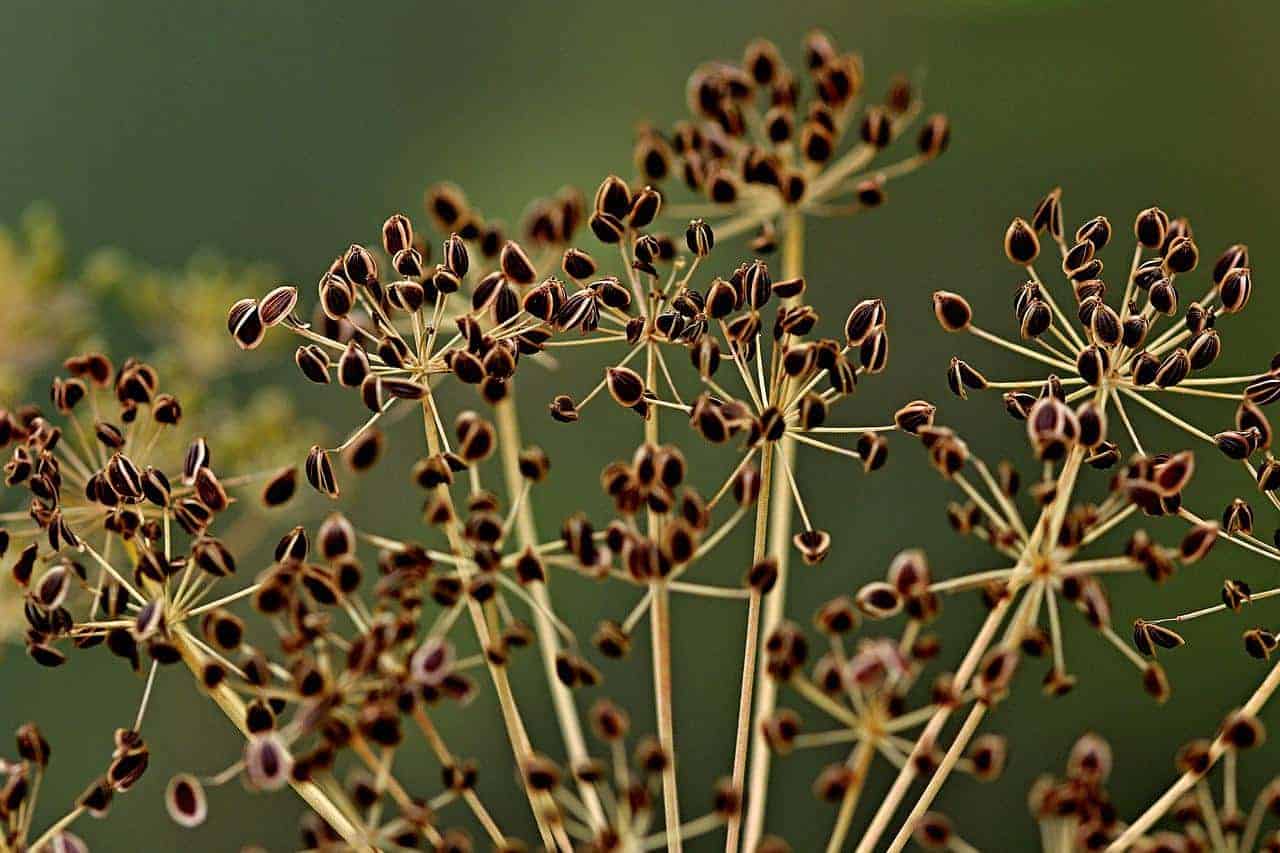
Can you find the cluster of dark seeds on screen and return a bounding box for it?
[633,31,950,248]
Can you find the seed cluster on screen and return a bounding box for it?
[7,26,1280,853]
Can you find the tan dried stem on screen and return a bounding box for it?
[493,395,607,831]
[741,208,804,852]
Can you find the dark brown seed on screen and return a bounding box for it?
[227,298,266,350]
[686,219,715,257]
[1134,207,1169,248]
[606,367,645,409]
[1219,268,1252,313]
[165,774,208,828]
[305,446,339,499]
[1004,218,1039,265]
[261,467,297,507]
[1221,711,1266,750]
[895,400,936,434]
[295,345,331,384]
[1163,235,1199,274]
[382,213,413,255]
[932,291,972,332]
[1154,349,1191,388]
[259,285,298,327]
[917,114,950,158]
[856,581,902,618]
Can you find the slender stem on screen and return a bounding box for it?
[419,393,559,850]
[742,210,803,853]
[645,340,683,853]
[726,441,773,852]
[885,703,989,853]
[825,739,877,853]
[493,396,606,830]
[1106,656,1280,850]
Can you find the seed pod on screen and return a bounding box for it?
[1221,711,1266,750]
[931,291,972,332]
[1019,299,1051,339]
[1164,235,1199,274]
[606,367,646,409]
[318,273,355,319]
[856,432,889,472]
[1134,206,1169,248]
[946,358,987,399]
[855,581,902,618]
[1223,498,1253,535]
[1179,520,1219,562]
[1246,375,1280,406]
[1089,302,1121,346]
[261,467,297,507]
[497,240,537,286]
[227,299,266,350]
[244,733,293,791]
[1076,401,1106,448]
[1244,628,1278,660]
[1132,619,1185,656]
[165,774,208,828]
[1131,351,1159,386]
[1004,218,1039,265]
[1148,279,1178,315]
[259,285,298,327]
[686,219,715,257]
[1075,215,1112,251]
[1154,348,1191,388]
[1219,268,1252,313]
[294,345,331,384]
[1075,346,1108,386]
[336,341,370,388]
[1031,187,1064,241]
[844,298,885,346]
[916,114,950,158]
[305,446,339,498]
[194,467,229,512]
[1237,400,1273,449]
[793,529,831,565]
[895,400,936,434]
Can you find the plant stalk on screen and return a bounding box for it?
[741,209,804,852]
[493,395,607,831]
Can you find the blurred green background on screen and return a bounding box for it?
[2,0,1280,850]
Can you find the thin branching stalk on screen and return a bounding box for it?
[419,392,562,850]
[742,209,804,852]
[646,341,683,853]
[494,395,607,831]
[1106,656,1280,851]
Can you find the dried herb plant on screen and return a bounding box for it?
[16,24,1280,853]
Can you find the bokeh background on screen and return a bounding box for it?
[2,0,1279,849]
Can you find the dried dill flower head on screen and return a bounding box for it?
[752,547,1008,852]
[935,186,1262,474]
[929,187,1280,681]
[847,406,1202,853]
[633,30,950,246]
[1024,724,1280,852]
[0,355,302,675]
[0,720,153,852]
[544,175,928,565]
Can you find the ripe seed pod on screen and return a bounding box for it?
[165,774,208,828]
[226,299,266,350]
[258,285,298,327]
[1134,206,1169,248]
[931,291,972,332]
[1003,217,1040,265]
[305,446,339,499]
